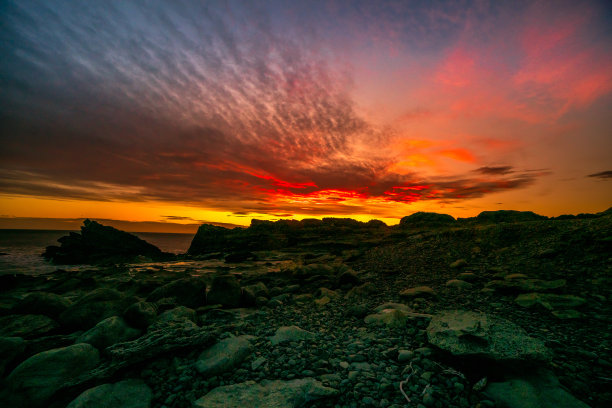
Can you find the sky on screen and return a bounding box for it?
[1,0,611,231]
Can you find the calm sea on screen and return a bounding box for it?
[0,229,194,275]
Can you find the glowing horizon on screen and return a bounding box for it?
[1,0,611,232]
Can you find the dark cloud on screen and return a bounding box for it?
[474,166,514,175]
[587,170,612,179]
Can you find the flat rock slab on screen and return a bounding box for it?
[0,314,58,339]
[67,379,152,408]
[399,286,437,298]
[196,335,256,376]
[193,378,338,408]
[269,326,315,345]
[427,310,550,363]
[485,370,590,408]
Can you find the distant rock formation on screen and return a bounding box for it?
[43,219,174,265]
[187,217,387,255]
[473,210,547,223]
[399,212,456,228]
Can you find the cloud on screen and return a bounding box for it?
[587,171,612,179]
[475,166,514,175]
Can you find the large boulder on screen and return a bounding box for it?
[13,292,72,319]
[77,316,141,349]
[123,301,158,330]
[241,282,269,306]
[399,212,456,228]
[193,378,338,408]
[269,326,316,345]
[0,314,58,339]
[3,343,100,408]
[59,288,134,330]
[156,306,197,325]
[207,275,241,308]
[43,219,173,264]
[427,310,550,364]
[195,335,256,376]
[66,379,153,408]
[146,277,206,308]
[485,370,590,408]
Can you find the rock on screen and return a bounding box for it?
[146,277,206,308]
[156,306,197,325]
[0,314,58,339]
[314,296,330,306]
[337,270,361,287]
[504,273,529,280]
[59,288,132,330]
[4,343,100,408]
[195,335,255,376]
[193,378,338,408]
[450,259,467,268]
[397,350,413,363]
[225,251,258,263]
[373,302,412,313]
[0,336,26,376]
[77,316,141,349]
[551,310,583,319]
[43,219,173,265]
[123,301,158,330]
[241,282,269,306]
[316,287,339,299]
[457,272,478,282]
[365,309,408,328]
[400,286,437,299]
[207,275,241,308]
[399,212,456,228]
[347,304,369,318]
[345,282,376,299]
[485,279,566,294]
[269,326,316,345]
[446,279,473,290]
[475,210,547,224]
[13,292,72,319]
[514,293,586,310]
[485,370,590,408]
[66,379,152,408]
[426,310,550,363]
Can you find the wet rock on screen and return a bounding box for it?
[0,314,58,339]
[241,282,269,306]
[13,292,72,319]
[457,272,478,282]
[66,378,152,408]
[345,282,376,299]
[269,326,316,345]
[337,270,361,287]
[193,378,338,408]
[225,251,258,263]
[365,309,408,328]
[427,310,550,363]
[551,310,583,319]
[146,277,206,309]
[485,279,566,294]
[156,306,197,325]
[450,259,467,269]
[207,275,241,308]
[400,286,437,299]
[3,343,100,408]
[195,335,256,376]
[77,316,141,349]
[446,279,473,290]
[123,301,158,330]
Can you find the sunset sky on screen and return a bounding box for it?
[1,0,611,232]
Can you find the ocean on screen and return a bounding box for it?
[0,229,195,276]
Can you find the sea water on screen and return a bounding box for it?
[0,229,194,275]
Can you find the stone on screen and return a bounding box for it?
[146,277,206,308]
[446,279,473,290]
[551,310,583,319]
[195,335,255,376]
[43,219,172,264]
[269,326,316,345]
[485,279,565,294]
[485,370,590,408]
[316,287,339,299]
[337,270,361,287]
[193,378,338,408]
[345,282,376,299]
[207,275,241,308]
[59,288,132,330]
[504,273,529,280]
[66,379,153,408]
[397,350,413,363]
[314,296,331,306]
[426,310,550,363]
[156,306,197,325]
[123,301,158,330]
[373,302,412,313]
[13,292,72,319]
[0,336,26,376]
[365,309,408,328]
[400,286,437,299]
[241,282,269,306]
[77,316,141,349]
[514,293,586,311]
[0,314,58,339]
[457,272,478,282]
[450,259,467,268]
[4,343,100,408]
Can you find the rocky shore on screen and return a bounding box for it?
[1,210,610,407]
